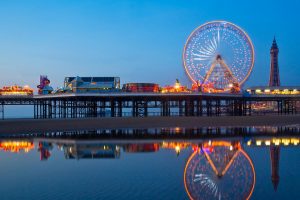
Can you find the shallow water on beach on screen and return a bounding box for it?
[0,128,299,200]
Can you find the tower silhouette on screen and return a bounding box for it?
[269,38,280,86]
[269,38,281,191]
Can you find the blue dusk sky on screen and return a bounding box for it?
[0,0,299,90]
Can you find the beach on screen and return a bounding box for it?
[0,115,299,134]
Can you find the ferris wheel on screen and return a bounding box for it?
[183,21,254,92]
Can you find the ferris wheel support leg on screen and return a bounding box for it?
[203,61,217,85]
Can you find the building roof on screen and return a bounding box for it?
[71,76,84,83]
[66,77,120,83]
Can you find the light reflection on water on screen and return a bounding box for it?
[0,128,299,200]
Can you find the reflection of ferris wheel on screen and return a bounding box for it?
[183,21,255,92]
[184,141,255,200]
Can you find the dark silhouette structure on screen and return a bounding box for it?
[269,38,281,191]
[270,145,280,191]
[269,38,280,87]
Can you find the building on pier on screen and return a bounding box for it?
[122,83,159,92]
[62,76,121,93]
[0,85,33,96]
[246,86,300,95]
[37,75,53,95]
[161,79,189,93]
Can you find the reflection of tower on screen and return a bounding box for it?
[269,38,280,86]
[270,146,280,191]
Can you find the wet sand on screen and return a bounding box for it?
[0,115,299,134]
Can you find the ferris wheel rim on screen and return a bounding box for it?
[182,20,255,88]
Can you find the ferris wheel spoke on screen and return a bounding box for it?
[217,29,220,44]
[210,39,217,51]
[213,36,218,49]
[197,49,213,56]
[192,53,211,58]
[200,46,214,55]
[206,43,215,52]
[194,58,209,61]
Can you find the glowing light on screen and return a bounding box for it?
[174,127,181,133]
[255,89,261,93]
[175,145,181,154]
[0,141,34,153]
[282,139,290,146]
[208,140,212,146]
[0,85,33,96]
[162,79,190,93]
[256,140,262,146]
[265,141,271,146]
[273,139,280,146]
[291,139,299,145]
[247,141,252,146]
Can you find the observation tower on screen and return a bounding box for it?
[269,38,280,87]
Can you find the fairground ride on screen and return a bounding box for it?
[183,21,255,93]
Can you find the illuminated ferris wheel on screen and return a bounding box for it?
[183,21,254,92]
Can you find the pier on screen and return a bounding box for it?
[0,93,299,119]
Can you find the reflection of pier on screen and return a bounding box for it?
[0,136,298,197]
[0,140,34,153]
[0,133,296,197]
[38,142,52,160]
[3,125,297,141]
[123,143,159,153]
[62,143,120,159]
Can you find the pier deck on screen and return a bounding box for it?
[0,93,299,119]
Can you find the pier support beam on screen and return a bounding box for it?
[0,103,4,120]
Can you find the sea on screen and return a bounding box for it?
[0,127,299,200]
